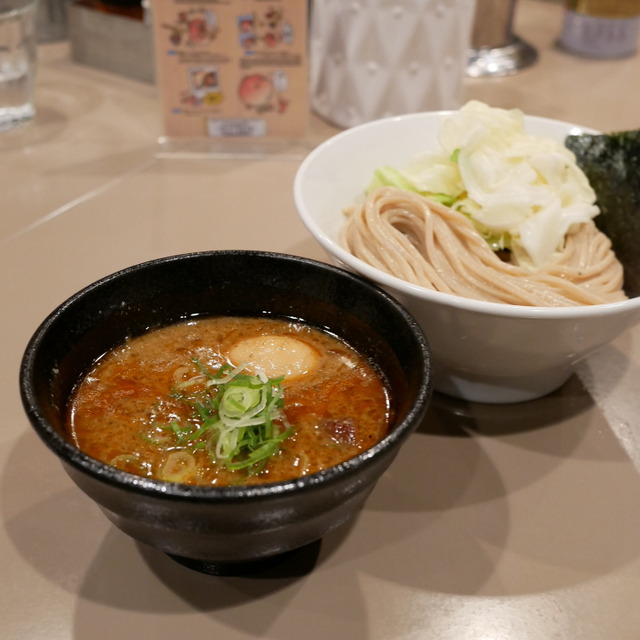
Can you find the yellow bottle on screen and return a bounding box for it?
[560,0,640,57]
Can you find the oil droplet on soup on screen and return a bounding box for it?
[66,316,393,486]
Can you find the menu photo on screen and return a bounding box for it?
[151,0,309,140]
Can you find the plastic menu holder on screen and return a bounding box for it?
[151,0,311,158]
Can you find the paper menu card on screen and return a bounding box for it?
[151,1,309,139]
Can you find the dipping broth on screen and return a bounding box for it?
[66,316,392,486]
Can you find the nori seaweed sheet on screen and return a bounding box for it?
[565,130,640,298]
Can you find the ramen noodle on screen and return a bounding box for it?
[342,186,626,306]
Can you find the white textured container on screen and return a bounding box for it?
[310,0,476,129]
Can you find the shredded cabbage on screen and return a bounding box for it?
[368,100,599,269]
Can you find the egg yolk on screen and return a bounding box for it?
[228,335,320,380]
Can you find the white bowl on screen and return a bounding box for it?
[293,111,640,403]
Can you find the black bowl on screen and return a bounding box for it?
[20,251,432,574]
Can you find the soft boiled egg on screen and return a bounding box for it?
[228,335,320,380]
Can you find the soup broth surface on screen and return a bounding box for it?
[67,316,392,486]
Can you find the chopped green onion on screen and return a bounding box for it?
[161,451,197,483]
[145,360,295,475]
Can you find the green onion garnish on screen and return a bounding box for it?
[147,360,294,475]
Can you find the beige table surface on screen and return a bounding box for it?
[3,1,640,638]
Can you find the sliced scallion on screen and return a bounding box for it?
[147,359,294,475]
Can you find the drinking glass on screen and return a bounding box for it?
[0,0,38,131]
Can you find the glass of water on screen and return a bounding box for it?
[0,0,38,131]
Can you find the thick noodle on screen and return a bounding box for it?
[342,186,626,306]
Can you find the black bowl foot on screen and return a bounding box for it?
[166,539,322,577]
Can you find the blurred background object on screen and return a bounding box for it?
[36,0,71,41]
[467,0,537,76]
[36,0,145,43]
[309,0,476,129]
[0,0,38,130]
[68,0,153,82]
[559,0,640,58]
